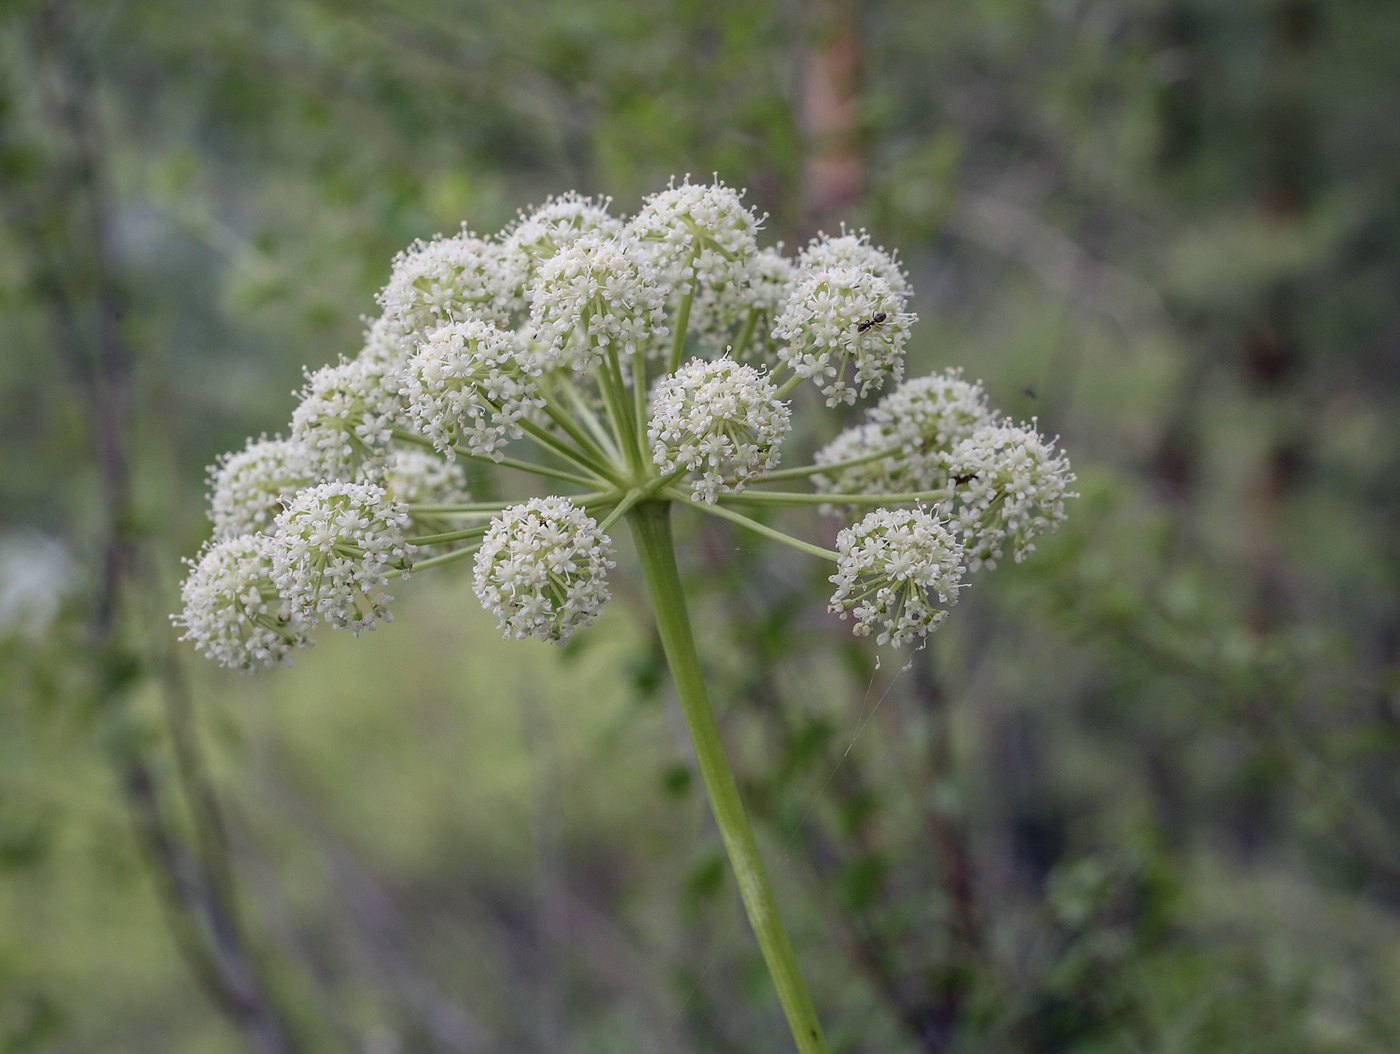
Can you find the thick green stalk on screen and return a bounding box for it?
[730,307,761,360]
[669,285,696,374]
[626,501,830,1054]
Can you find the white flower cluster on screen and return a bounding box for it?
[528,232,670,371]
[745,245,796,320]
[946,422,1076,570]
[382,448,470,508]
[208,437,314,538]
[403,318,544,460]
[270,482,415,634]
[627,180,761,334]
[383,448,471,537]
[774,266,912,406]
[649,357,791,503]
[813,371,993,502]
[290,356,406,481]
[358,315,409,369]
[473,497,615,644]
[177,174,1074,669]
[504,193,621,269]
[797,229,910,298]
[827,508,965,647]
[378,228,519,344]
[173,535,313,673]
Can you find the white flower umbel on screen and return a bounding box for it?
[403,318,544,460]
[504,192,622,269]
[827,508,966,647]
[291,356,407,481]
[798,229,910,299]
[628,179,760,290]
[384,448,472,537]
[774,266,912,406]
[649,357,791,503]
[271,481,414,633]
[378,228,519,342]
[383,448,470,507]
[208,437,315,538]
[529,232,669,371]
[814,370,994,503]
[946,422,1076,571]
[358,315,409,369]
[744,246,796,331]
[628,179,762,339]
[174,534,314,673]
[473,497,615,644]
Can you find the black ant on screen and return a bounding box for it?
[856,312,888,333]
[952,472,979,486]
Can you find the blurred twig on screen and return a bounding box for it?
[2,6,304,1051]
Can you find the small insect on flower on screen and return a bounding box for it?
[856,312,888,333]
[952,472,979,486]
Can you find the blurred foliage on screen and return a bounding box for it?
[3,0,1400,1051]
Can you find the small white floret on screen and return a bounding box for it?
[813,370,994,507]
[290,356,407,481]
[378,228,519,343]
[402,318,544,460]
[627,178,763,340]
[946,422,1076,570]
[528,232,669,370]
[798,228,910,299]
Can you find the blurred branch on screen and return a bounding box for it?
[7,6,305,1052]
[945,191,1167,334]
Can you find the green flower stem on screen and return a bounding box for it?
[490,454,604,488]
[406,526,490,546]
[605,345,646,474]
[759,444,906,482]
[595,363,642,477]
[625,501,830,1054]
[668,285,696,374]
[730,307,761,361]
[718,488,953,507]
[775,373,804,400]
[596,488,644,533]
[633,349,649,451]
[666,489,839,561]
[545,378,624,468]
[408,492,620,515]
[391,427,613,489]
[524,394,627,483]
[389,543,481,577]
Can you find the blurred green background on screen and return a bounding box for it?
[4,0,1400,1051]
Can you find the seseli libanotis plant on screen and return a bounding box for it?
[175,178,1074,1054]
